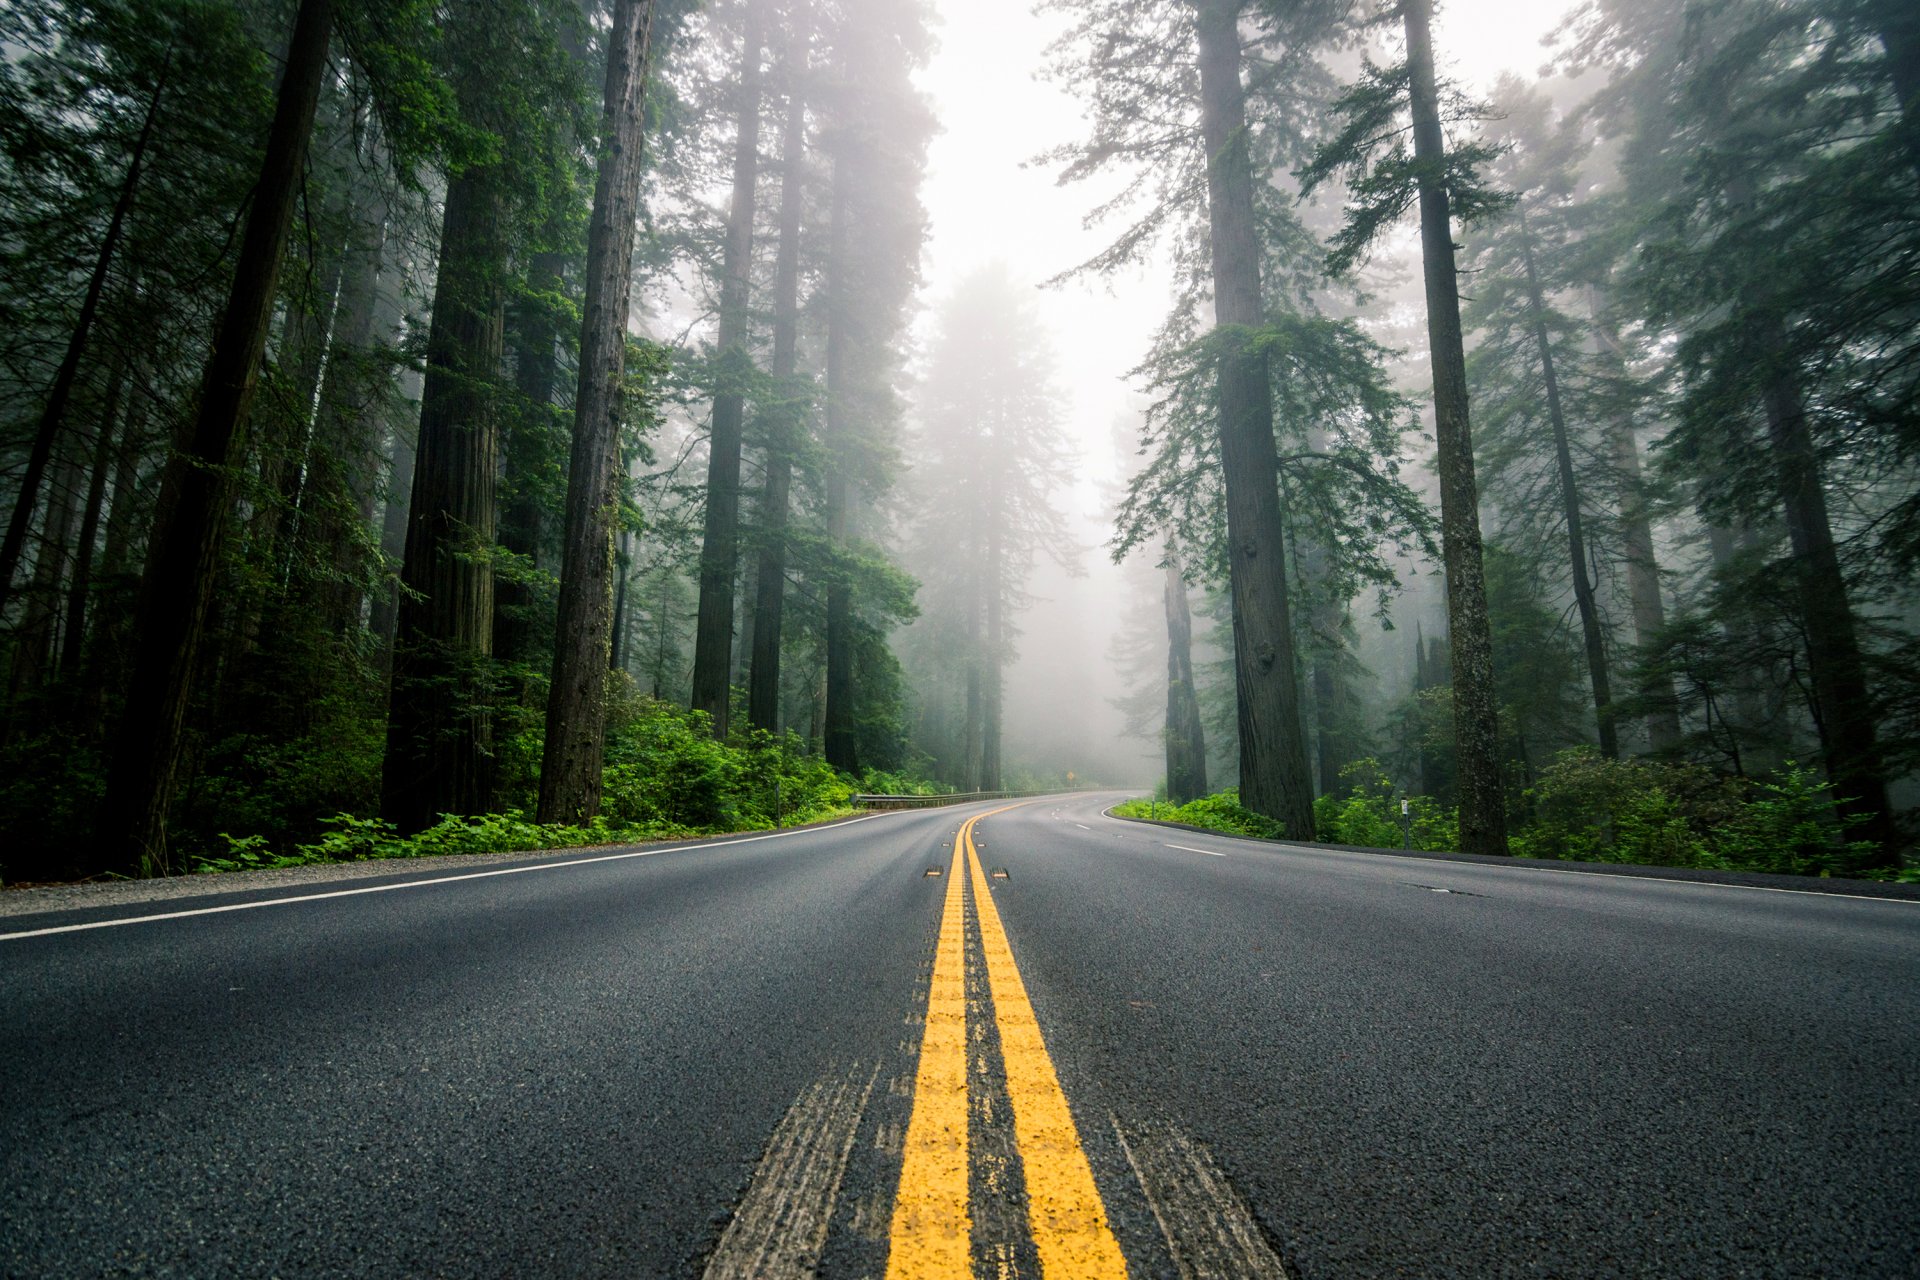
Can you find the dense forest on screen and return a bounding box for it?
[0,0,1913,883]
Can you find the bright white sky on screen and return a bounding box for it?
[912,0,1583,501]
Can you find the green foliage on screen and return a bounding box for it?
[1122,752,1885,878]
[1112,789,1286,840]
[1511,750,1883,877]
[1297,57,1515,276]
[182,695,883,875]
[855,768,952,797]
[1308,758,1459,852]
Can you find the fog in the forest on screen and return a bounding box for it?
[5,0,1914,878]
[913,0,1580,788]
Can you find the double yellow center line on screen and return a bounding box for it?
[886,805,1127,1277]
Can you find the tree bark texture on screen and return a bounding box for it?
[1193,0,1315,838]
[1163,558,1208,804]
[1404,0,1509,854]
[748,8,810,734]
[690,0,768,740]
[1519,216,1616,758]
[538,0,657,825]
[100,0,333,875]
[381,169,507,834]
[0,56,167,622]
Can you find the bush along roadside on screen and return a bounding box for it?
[1115,751,1907,881]
[190,700,932,875]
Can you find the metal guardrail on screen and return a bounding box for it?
[850,789,1062,810]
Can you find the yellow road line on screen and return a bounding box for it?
[885,818,974,1277]
[966,817,1128,1277]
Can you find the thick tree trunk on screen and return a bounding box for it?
[538,0,657,825]
[748,11,810,735]
[1518,216,1616,758]
[690,0,769,739]
[1403,0,1508,855]
[381,170,507,834]
[822,154,857,773]
[1192,0,1315,837]
[1589,297,1681,752]
[101,0,333,875]
[1164,557,1208,804]
[1759,352,1898,860]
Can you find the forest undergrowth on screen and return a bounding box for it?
[0,692,950,884]
[1116,754,1911,882]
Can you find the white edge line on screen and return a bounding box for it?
[0,813,886,943]
[1165,843,1225,858]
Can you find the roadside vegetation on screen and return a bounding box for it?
[1118,753,1909,881]
[139,696,942,878]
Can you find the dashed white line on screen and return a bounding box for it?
[1075,823,1092,830]
[1165,844,1225,858]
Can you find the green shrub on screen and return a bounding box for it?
[1310,759,1459,852]
[1112,790,1287,839]
[185,695,889,876]
[1511,749,1879,875]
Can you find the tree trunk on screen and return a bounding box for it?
[747,10,809,734]
[100,0,333,875]
[1518,214,1615,758]
[1164,557,1208,804]
[538,0,657,825]
[822,152,857,773]
[1589,295,1681,752]
[1403,0,1508,855]
[381,169,507,834]
[690,0,769,740]
[1758,341,1899,860]
[0,55,167,621]
[1192,0,1315,838]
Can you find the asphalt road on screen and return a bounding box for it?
[3,792,1916,1277]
